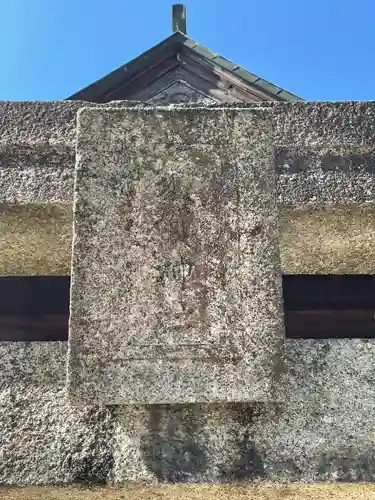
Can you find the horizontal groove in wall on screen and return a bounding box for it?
[1,276,375,341]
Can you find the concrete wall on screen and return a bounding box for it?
[1,101,375,484]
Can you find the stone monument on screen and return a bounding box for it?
[67,107,285,405]
[1,4,375,488]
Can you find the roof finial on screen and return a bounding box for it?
[172,4,187,34]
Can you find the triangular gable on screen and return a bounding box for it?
[67,31,303,103]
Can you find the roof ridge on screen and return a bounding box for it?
[67,32,303,102]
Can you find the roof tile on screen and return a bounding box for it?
[182,38,199,49]
[189,44,217,60]
[277,89,303,102]
[232,67,260,84]
[212,56,238,72]
[253,79,283,96]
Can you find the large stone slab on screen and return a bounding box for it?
[67,107,285,404]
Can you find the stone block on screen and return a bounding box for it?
[67,107,285,404]
[0,342,113,485]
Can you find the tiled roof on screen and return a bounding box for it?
[68,31,303,102]
[181,35,303,101]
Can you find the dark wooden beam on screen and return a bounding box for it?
[2,309,375,341]
[0,276,70,315]
[1,275,375,341]
[283,275,375,310]
[0,314,68,341]
[103,54,180,102]
[0,276,69,341]
[285,310,375,338]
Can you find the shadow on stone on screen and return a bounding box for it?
[222,403,265,481]
[140,403,266,483]
[317,449,375,482]
[229,429,264,480]
[140,405,208,482]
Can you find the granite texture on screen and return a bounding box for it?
[0,101,141,204]
[1,101,375,206]
[6,99,375,278]
[277,153,375,207]
[0,342,114,486]
[252,339,375,483]
[0,205,72,275]
[2,340,375,484]
[0,166,74,205]
[4,101,375,276]
[272,101,375,207]
[3,100,375,484]
[6,205,375,276]
[271,101,375,153]
[68,107,285,404]
[0,101,79,205]
[279,205,375,274]
[0,100,143,148]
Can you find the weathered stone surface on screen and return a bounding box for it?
[0,167,74,205]
[0,342,114,486]
[272,101,375,153]
[108,339,375,483]
[5,102,375,275]
[0,101,80,148]
[68,107,285,404]
[253,339,375,483]
[3,100,375,485]
[6,205,375,275]
[0,101,142,204]
[2,101,375,207]
[0,101,141,148]
[276,151,375,207]
[279,205,375,274]
[0,205,72,275]
[271,102,375,207]
[0,101,85,205]
[2,340,375,484]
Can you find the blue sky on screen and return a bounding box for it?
[0,0,374,101]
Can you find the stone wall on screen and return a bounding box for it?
[2,100,375,206]
[1,340,375,484]
[2,101,375,275]
[1,101,375,484]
